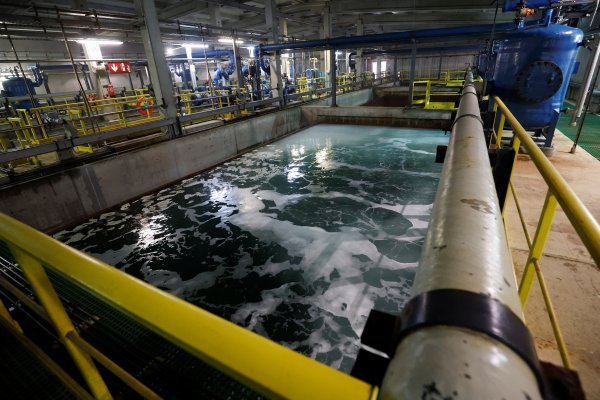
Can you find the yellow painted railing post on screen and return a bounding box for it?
[0,297,22,333]
[495,113,506,148]
[8,246,112,400]
[501,135,521,217]
[509,184,572,368]
[518,190,558,308]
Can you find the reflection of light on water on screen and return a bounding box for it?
[138,216,165,249]
[287,145,306,182]
[315,139,333,170]
[287,166,304,182]
[290,145,305,160]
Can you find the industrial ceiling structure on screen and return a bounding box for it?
[0,0,517,46]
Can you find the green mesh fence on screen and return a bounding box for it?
[0,328,79,400]
[0,238,263,400]
[45,267,264,400]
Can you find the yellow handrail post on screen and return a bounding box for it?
[518,190,558,307]
[532,260,573,368]
[8,246,112,400]
[495,113,506,148]
[509,183,572,368]
[0,297,23,333]
[494,95,600,265]
[501,135,521,217]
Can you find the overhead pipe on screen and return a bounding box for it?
[362,44,486,56]
[255,22,522,55]
[377,70,543,399]
[170,49,234,60]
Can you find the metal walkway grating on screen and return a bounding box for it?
[0,237,263,400]
[0,327,78,400]
[45,267,264,400]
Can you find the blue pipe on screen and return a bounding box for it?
[172,49,233,61]
[255,22,527,55]
[258,59,270,76]
[35,63,89,72]
[363,44,486,56]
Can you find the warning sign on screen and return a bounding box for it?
[107,62,130,74]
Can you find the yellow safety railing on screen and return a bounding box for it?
[411,79,462,110]
[0,213,376,400]
[1,94,162,157]
[492,95,600,369]
[399,68,467,82]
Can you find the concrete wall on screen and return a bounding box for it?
[0,88,372,233]
[302,106,452,129]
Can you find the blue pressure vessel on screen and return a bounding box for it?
[491,14,582,146]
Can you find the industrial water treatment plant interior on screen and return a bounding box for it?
[1,0,600,398]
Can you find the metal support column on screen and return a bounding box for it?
[232,30,244,113]
[570,37,600,126]
[322,6,332,87]
[356,18,364,81]
[265,0,283,106]
[393,56,398,85]
[134,0,177,122]
[380,70,542,400]
[330,48,337,107]
[407,41,417,107]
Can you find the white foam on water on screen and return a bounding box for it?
[56,124,448,373]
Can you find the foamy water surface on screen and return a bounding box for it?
[55,124,448,372]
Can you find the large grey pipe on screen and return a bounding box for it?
[379,71,542,399]
[570,37,600,126]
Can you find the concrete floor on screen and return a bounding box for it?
[504,130,600,399]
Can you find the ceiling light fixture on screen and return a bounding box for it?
[218,38,244,44]
[76,39,123,45]
[181,44,209,48]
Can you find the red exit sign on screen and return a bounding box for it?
[107,62,130,74]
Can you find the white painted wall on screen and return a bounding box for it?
[0,39,149,96]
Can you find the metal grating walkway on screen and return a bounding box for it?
[0,238,263,400]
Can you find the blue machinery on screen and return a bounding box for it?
[253,1,587,149]
[1,67,44,109]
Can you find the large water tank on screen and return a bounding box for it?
[1,76,39,109]
[491,20,582,146]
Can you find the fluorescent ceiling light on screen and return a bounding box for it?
[181,44,208,48]
[76,39,123,45]
[218,38,244,44]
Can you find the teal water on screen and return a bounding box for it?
[55,124,448,372]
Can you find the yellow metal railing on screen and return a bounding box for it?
[1,94,161,154]
[410,79,463,110]
[0,213,376,400]
[493,95,600,369]
[399,68,467,82]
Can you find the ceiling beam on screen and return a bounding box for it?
[158,1,208,21]
[331,0,502,14]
